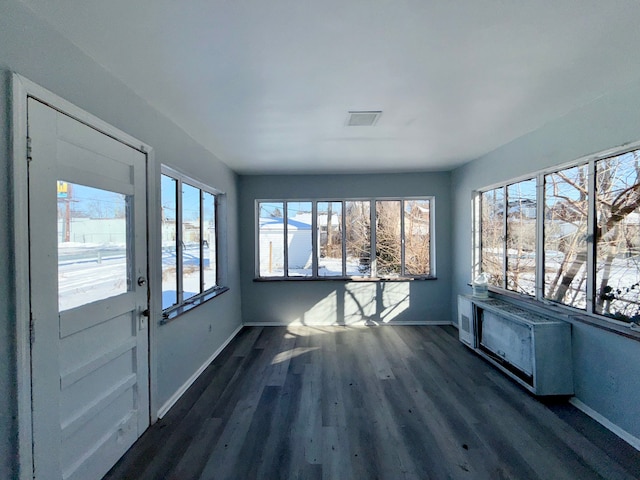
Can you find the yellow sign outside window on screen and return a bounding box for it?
[57,181,68,198]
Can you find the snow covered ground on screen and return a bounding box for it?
[58,242,215,311]
[58,243,128,311]
[263,256,370,277]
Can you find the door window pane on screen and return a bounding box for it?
[161,174,177,309]
[595,152,640,322]
[404,199,431,276]
[376,200,402,277]
[203,192,217,290]
[506,179,537,296]
[345,201,371,276]
[259,202,285,276]
[544,165,588,308]
[287,202,312,276]
[182,183,201,300]
[481,188,505,287]
[57,182,128,311]
[317,202,343,276]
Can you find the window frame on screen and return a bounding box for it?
[255,197,436,280]
[473,142,640,329]
[161,166,227,321]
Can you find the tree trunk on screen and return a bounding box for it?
[553,251,587,303]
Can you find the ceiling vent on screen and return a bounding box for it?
[346,110,382,126]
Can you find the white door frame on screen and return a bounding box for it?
[11,73,158,480]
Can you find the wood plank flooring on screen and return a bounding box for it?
[104,326,640,480]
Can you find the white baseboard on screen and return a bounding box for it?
[569,398,640,451]
[157,324,243,419]
[242,320,450,327]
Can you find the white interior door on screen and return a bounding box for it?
[28,97,149,480]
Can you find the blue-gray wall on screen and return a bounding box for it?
[0,1,243,477]
[451,77,640,443]
[239,172,452,325]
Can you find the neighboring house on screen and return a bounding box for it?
[259,216,313,274]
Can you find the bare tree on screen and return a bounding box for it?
[593,152,640,321]
[545,154,640,321]
[545,167,589,306]
[506,181,537,295]
[375,201,402,275]
[333,200,432,276]
[404,201,430,276]
[481,189,505,286]
[345,201,371,273]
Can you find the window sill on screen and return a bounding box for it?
[484,288,640,343]
[160,286,230,325]
[254,276,437,282]
[567,314,640,342]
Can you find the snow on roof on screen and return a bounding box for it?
[290,212,340,227]
[624,212,640,225]
[259,217,311,230]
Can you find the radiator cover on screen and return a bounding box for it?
[458,295,574,396]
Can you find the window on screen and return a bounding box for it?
[258,202,285,277]
[317,201,343,277]
[162,168,224,315]
[507,179,537,296]
[544,166,588,308]
[404,199,431,276]
[287,201,313,276]
[257,198,434,279]
[161,174,178,307]
[257,201,313,277]
[595,153,640,321]
[345,200,371,276]
[476,147,640,325]
[480,181,538,294]
[376,200,402,277]
[480,188,505,288]
[57,182,129,310]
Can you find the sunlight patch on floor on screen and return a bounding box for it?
[271,346,320,364]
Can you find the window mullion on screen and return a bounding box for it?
[536,173,545,301]
[341,202,347,277]
[472,193,480,281]
[311,201,318,278]
[586,160,596,313]
[199,189,204,293]
[502,186,508,289]
[429,198,435,277]
[283,202,289,277]
[255,201,260,277]
[176,178,184,304]
[213,194,219,287]
[400,200,406,277]
[370,200,376,278]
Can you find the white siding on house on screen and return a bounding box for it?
[258,217,312,275]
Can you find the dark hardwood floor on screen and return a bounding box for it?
[104,325,640,480]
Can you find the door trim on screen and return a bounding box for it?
[11,73,156,480]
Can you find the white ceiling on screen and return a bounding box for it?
[19,0,640,174]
